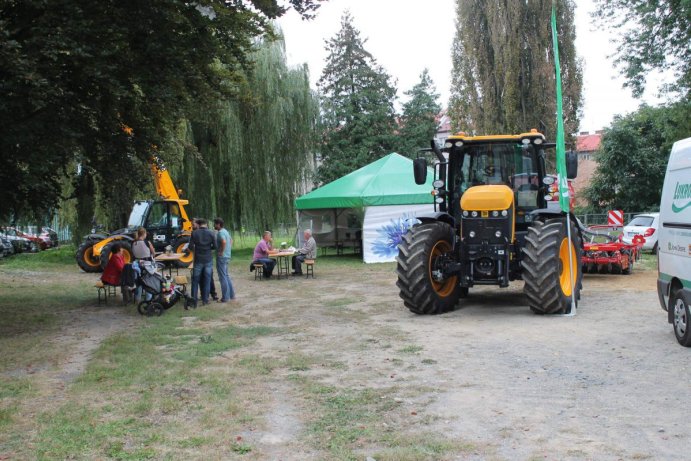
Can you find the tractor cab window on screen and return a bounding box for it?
[128,201,149,228]
[169,203,182,231]
[146,202,169,228]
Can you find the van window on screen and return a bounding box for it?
[628,216,654,227]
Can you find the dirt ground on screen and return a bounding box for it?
[3,260,689,460]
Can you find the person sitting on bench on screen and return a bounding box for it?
[292,229,317,276]
[101,243,125,287]
[252,231,276,279]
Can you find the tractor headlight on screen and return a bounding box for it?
[495,230,502,238]
[501,210,508,217]
[462,210,469,217]
[533,138,543,145]
[471,211,478,217]
[454,141,463,147]
[435,197,444,204]
[433,179,445,188]
[521,138,531,144]
[469,231,476,238]
[492,210,499,217]
[445,142,453,148]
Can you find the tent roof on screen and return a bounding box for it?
[295,153,435,210]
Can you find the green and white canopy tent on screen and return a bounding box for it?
[295,153,435,263]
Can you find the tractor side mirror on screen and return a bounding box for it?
[566,151,578,179]
[413,158,428,185]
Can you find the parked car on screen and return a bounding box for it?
[40,227,59,248]
[0,236,15,257]
[1,229,37,253]
[622,213,660,253]
[12,228,47,251]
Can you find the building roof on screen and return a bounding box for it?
[576,132,602,152]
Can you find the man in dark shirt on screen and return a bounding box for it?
[188,218,216,306]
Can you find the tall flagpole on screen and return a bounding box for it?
[551,1,577,316]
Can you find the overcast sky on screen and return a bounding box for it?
[277,0,672,134]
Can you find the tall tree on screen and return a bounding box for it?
[448,0,582,146]
[593,0,691,99]
[584,102,691,212]
[398,69,442,157]
[317,12,398,184]
[174,34,317,233]
[0,0,321,223]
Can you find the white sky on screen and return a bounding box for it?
[277,0,673,134]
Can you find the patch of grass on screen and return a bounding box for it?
[230,441,253,454]
[178,436,212,448]
[0,377,34,399]
[398,345,423,354]
[420,358,437,365]
[284,352,314,371]
[0,245,76,270]
[372,434,477,461]
[323,297,361,308]
[35,404,154,460]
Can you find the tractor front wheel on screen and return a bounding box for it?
[76,240,103,273]
[396,221,460,315]
[522,219,583,314]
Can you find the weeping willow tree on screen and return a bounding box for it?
[448,0,582,146]
[174,33,317,234]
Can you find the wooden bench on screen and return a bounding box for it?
[253,263,265,280]
[305,259,315,278]
[174,275,188,293]
[95,280,118,305]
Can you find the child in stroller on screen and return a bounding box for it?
[137,264,194,316]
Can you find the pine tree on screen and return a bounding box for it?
[317,12,398,184]
[448,0,582,147]
[398,69,442,158]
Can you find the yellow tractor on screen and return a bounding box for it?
[397,130,583,315]
[75,159,194,272]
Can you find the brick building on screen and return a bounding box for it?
[572,131,602,206]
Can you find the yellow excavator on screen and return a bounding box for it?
[75,158,194,272]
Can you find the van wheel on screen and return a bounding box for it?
[672,289,691,347]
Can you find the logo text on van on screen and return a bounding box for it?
[672,182,691,213]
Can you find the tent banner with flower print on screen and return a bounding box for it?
[363,204,433,263]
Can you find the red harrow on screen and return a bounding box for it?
[581,225,644,275]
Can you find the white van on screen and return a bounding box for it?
[657,137,691,347]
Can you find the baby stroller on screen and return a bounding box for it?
[136,264,193,316]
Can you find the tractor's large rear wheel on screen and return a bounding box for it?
[396,222,460,315]
[99,241,134,270]
[522,219,583,314]
[76,240,103,273]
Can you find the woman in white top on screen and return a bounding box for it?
[132,227,155,261]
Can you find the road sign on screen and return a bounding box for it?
[607,209,624,227]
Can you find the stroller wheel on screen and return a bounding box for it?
[137,301,150,316]
[147,301,164,317]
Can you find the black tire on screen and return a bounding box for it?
[137,301,149,316]
[76,240,104,273]
[147,301,164,317]
[173,236,193,268]
[396,222,460,315]
[99,241,133,270]
[671,289,691,347]
[522,218,583,314]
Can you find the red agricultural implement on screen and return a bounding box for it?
[581,225,644,275]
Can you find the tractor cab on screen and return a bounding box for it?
[128,200,188,251]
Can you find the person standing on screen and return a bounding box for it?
[292,229,317,275]
[214,217,236,302]
[188,218,216,306]
[252,231,276,279]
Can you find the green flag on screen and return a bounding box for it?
[551,2,570,213]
